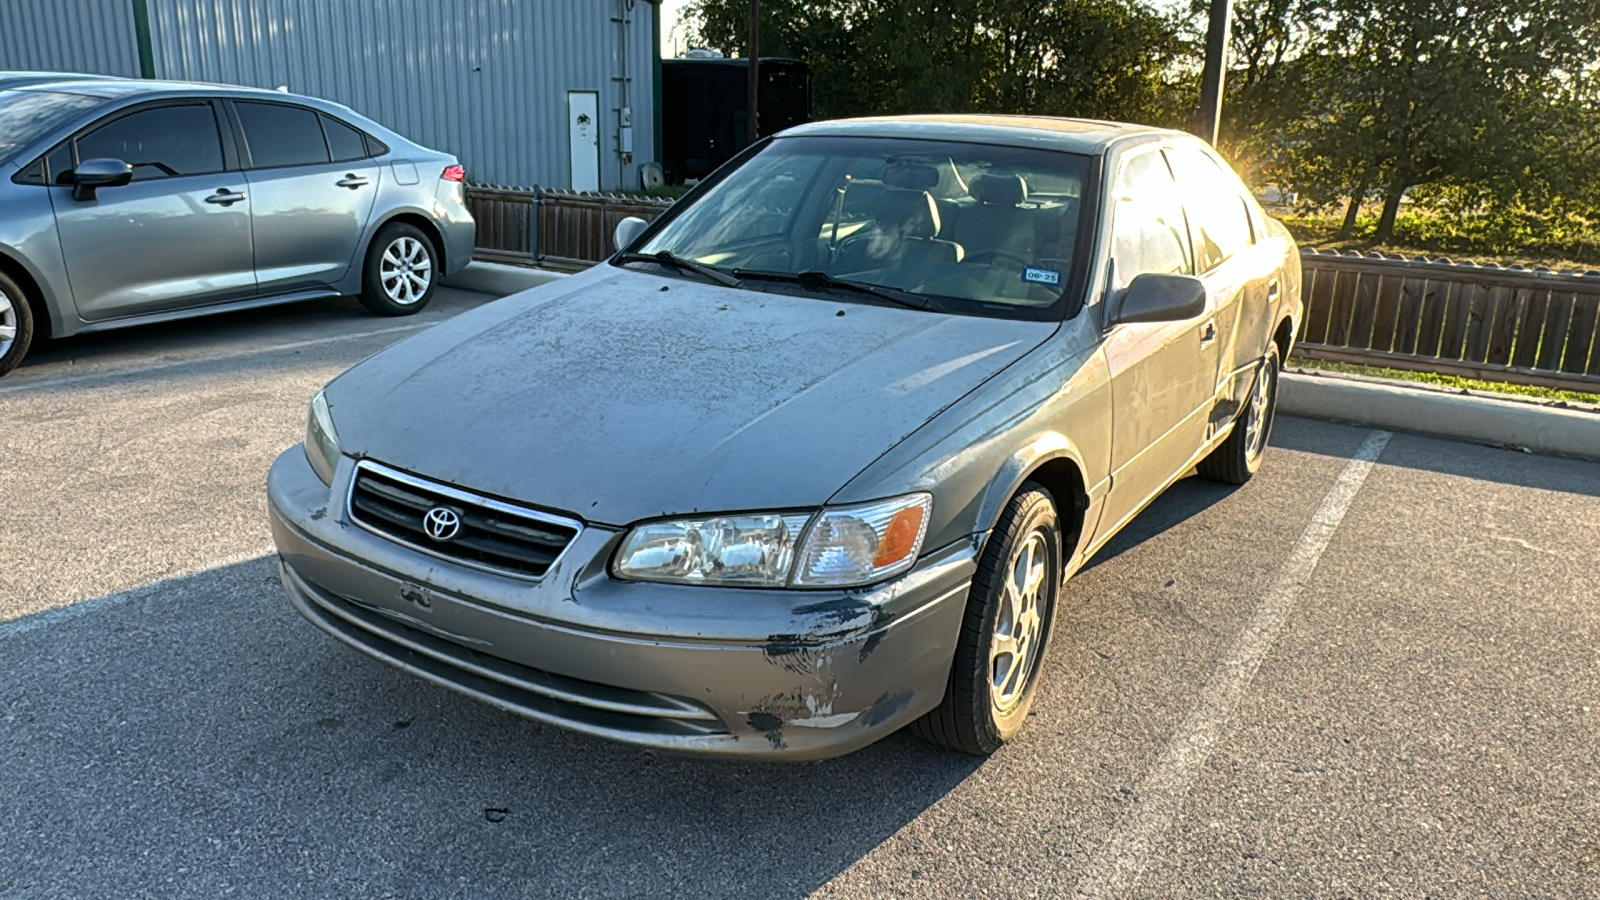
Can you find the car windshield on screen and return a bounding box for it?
[632,135,1095,320]
[0,90,103,163]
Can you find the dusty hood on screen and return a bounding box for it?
[326,266,1053,526]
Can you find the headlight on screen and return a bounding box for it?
[613,512,812,587]
[304,389,341,486]
[612,493,931,589]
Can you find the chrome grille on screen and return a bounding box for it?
[348,460,581,579]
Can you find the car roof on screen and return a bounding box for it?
[0,76,326,103]
[782,114,1190,155]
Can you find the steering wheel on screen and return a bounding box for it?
[962,249,1034,270]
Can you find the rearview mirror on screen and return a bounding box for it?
[71,158,133,201]
[1110,273,1207,326]
[613,216,648,253]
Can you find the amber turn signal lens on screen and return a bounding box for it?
[873,505,926,567]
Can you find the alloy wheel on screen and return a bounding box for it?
[379,237,433,305]
[1244,359,1276,461]
[0,288,17,359]
[990,529,1049,713]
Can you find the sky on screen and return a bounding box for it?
[659,0,692,57]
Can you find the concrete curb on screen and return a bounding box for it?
[1279,371,1600,461]
[444,261,567,296]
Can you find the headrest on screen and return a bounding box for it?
[970,173,1028,206]
[876,189,941,239]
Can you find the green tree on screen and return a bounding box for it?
[683,0,1190,126]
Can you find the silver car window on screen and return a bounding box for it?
[74,104,225,181]
[1109,150,1192,291]
[637,135,1094,321]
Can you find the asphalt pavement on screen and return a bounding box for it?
[2,290,1597,898]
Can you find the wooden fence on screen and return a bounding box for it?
[1296,251,1600,393]
[465,185,673,271]
[461,187,1600,393]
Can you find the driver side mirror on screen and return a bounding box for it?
[71,158,134,202]
[613,216,648,253]
[1110,273,1207,326]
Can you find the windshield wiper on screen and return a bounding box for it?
[732,268,941,312]
[615,250,742,288]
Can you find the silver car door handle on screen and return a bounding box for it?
[1200,319,1217,346]
[336,175,370,189]
[205,189,247,206]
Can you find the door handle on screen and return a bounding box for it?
[336,175,370,189]
[1200,319,1217,347]
[204,189,247,206]
[1267,280,1280,302]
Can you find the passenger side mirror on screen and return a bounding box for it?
[1110,273,1207,326]
[613,216,648,253]
[71,158,134,202]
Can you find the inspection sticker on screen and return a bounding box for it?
[1022,267,1062,286]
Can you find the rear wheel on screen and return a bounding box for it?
[0,271,36,378]
[1197,344,1280,484]
[910,485,1062,755]
[359,222,438,316]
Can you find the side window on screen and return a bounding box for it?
[1109,150,1191,292]
[73,104,224,182]
[320,115,369,162]
[46,143,74,185]
[1165,148,1253,272]
[235,102,331,168]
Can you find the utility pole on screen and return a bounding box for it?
[1195,0,1232,146]
[746,0,760,146]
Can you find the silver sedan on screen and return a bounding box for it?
[269,115,1302,760]
[0,75,474,376]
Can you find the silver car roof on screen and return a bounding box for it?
[782,114,1189,155]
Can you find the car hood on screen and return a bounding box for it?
[326,266,1054,526]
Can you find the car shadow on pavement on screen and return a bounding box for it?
[1272,415,1600,497]
[1,556,985,899]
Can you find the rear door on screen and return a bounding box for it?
[49,101,255,320]
[230,100,379,294]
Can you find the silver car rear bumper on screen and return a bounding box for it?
[267,447,977,760]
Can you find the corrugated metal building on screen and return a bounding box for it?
[0,0,660,190]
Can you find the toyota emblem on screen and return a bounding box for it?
[422,506,462,541]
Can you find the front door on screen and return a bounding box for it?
[233,101,380,294]
[50,102,255,321]
[567,91,601,192]
[1095,148,1219,542]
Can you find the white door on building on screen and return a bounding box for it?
[567,91,601,192]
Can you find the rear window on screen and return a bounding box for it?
[321,114,369,162]
[0,90,103,163]
[235,101,331,168]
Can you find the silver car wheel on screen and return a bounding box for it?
[379,236,433,306]
[990,529,1048,713]
[1244,359,1275,461]
[0,288,17,359]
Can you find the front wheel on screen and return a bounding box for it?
[910,486,1062,755]
[0,271,36,378]
[359,223,438,316]
[1197,344,1280,485]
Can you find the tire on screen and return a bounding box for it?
[0,270,36,379]
[359,222,439,316]
[910,485,1062,755]
[1197,344,1281,485]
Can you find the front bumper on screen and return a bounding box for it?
[267,447,977,760]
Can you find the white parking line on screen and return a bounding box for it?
[1073,429,1393,898]
[0,547,277,640]
[0,322,430,397]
